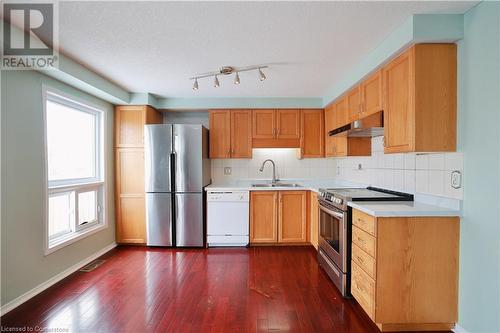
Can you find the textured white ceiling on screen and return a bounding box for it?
[58,1,476,98]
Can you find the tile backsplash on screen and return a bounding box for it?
[211,148,336,183]
[210,137,464,200]
[334,136,464,199]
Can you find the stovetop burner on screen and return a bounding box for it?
[318,186,413,210]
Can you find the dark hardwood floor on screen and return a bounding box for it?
[1,246,381,332]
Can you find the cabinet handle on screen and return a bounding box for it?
[357,237,365,244]
[358,218,365,224]
[227,148,231,156]
[383,136,386,147]
[357,256,364,263]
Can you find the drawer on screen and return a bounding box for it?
[352,225,376,258]
[352,209,376,236]
[352,242,376,279]
[351,260,375,320]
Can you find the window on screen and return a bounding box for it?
[43,88,106,253]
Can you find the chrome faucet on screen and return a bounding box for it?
[259,159,278,184]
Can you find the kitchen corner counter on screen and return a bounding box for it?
[205,179,361,193]
[348,201,461,217]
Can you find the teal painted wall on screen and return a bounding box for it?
[457,2,500,332]
[1,70,116,306]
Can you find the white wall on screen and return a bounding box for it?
[1,70,116,307]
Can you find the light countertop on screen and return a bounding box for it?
[348,201,461,217]
[206,179,461,218]
[205,179,361,193]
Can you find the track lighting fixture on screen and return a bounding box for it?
[258,68,266,81]
[189,65,268,90]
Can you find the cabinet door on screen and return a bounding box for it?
[279,191,307,243]
[250,191,278,243]
[332,136,348,157]
[276,109,301,139]
[230,110,252,158]
[324,104,335,157]
[209,110,231,158]
[361,70,383,117]
[383,49,414,153]
[252,109,275,139]
[335,96,349,128]
[115,106,146,148]
[116,148,146,243]
[347,86,361,123]
[310,192,319,249]
[301,109,324,158]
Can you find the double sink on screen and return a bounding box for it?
[251,182,302,188]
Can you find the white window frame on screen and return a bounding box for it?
[42,86,108,255]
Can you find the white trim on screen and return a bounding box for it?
[452,324,470,333]
[0,242,117,316]
[41,85,108,255]
[46,222,108,255]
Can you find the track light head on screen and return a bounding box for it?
[214,75,220,88]
[258,68,266,81]
[192,78,199,90]
[234,72,240,85]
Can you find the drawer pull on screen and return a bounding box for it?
[357,256,364,263]
[357,237,365,244]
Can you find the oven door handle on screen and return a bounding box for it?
[319,204,345,220]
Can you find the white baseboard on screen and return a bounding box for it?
[0,242,117,316]
[453,324,470,333]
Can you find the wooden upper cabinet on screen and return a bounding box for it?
[332,136,347,157]
[301,109,324,158]
[230,110,252,158]
[209,110,231,158]
[252,109,301,148]
[115,105,162,148]
[279,191,307,243]
[335,96,349,129]
[383,44,456,153]
[347,87,361,123]
[209,110,252,159]
[361,70,383,117]
[276,109,301,139]
[250,191,278,243]
[324,104,335,157]
[252,109,275,139]
[383,50,413,153]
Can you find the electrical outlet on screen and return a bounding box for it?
[224,167,232,175]
[451,170,462,189]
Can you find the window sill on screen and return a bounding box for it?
[45,223,108,256]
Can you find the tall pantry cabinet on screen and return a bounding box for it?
[115,105,163,244]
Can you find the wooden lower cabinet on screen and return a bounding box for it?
[250,191,278,243]
[309,192,319,249]
[250,191,308,245]
[350,209,460,332]
[278,191,307,243]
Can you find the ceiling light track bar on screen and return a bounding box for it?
[189,65,268,80]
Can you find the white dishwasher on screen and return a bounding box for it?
[207,191,249,247]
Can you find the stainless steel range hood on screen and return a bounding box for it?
[329,111,384,138]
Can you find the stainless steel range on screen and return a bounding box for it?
[317,187,413,296]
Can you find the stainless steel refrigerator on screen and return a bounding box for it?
[144,124,211,247]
